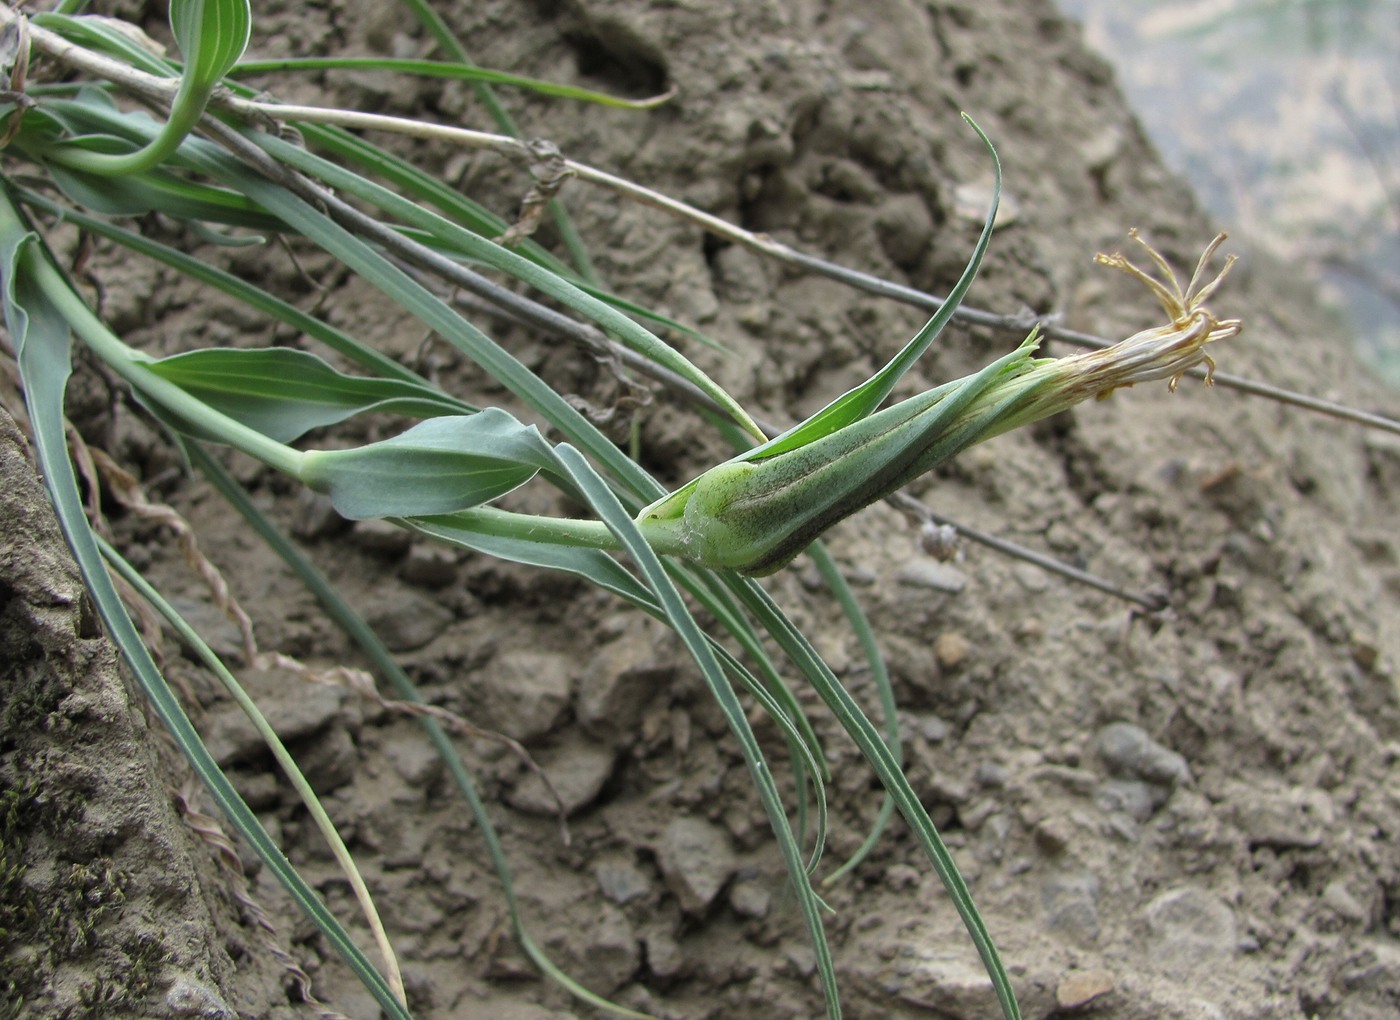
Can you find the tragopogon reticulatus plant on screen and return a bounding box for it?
[0,2,1255,1018]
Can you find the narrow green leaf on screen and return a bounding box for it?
[809,543,900,885]
[730,575,1022,1020]
[233,57,672,109]
[411,512,654,607]
[645,112,1002,501]
[98,538,406,1003]
[749,116,1002,459]
[549,445,843,1018]
[256,132,766,442]
[26,93,664,505]
[0,194,413,1020]
[32,12,180,77]
[394,0,601,283]
[190,448,651,1020]
[300,125,724,350]
[17,188,437,389]
[635,118,1003,530]
[147,347,467,443]
[46,161,281,228]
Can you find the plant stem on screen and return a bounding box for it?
[414,505,621,551]
[43,74,208,177]
[2,200,305,478]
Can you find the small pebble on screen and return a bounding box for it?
[1096,722,1192,788]
[1144,886,1237,972]
[1322,880,1369,924]
[885,864,920,891]
[729,878,771,919]
[897,560,967,593]
[1015,617,1045,640]
[351,518,412,555]
[1034,818,1071,855]
[912,712,950,743]
[507,736,616,816]
[292,489,345,539]
[975,762,1008,788]
[1056,969,1115,1009]
[595,857,652,905]
[1042,871,1101,947]
[934,632,970,670]
[1094,778,1161,823]
[366,591,453,652]
[645,929,685,979]
[657,817,737,914]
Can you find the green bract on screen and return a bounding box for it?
[638,337,1043,575]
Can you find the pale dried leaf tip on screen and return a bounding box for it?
[1092,230,1243,394]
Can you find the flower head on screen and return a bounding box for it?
[974,231,1244,442]
[1083,229,1243,396]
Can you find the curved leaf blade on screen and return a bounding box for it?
[731,116,1004,463]
[147,347,467,442]
[46,161,281,228]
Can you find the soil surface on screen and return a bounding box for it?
[4,1,1400,1019]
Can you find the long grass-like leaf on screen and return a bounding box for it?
[16,188,439,387]
[98,537,406,1007]
[394,0,600,283]
[253,131,762,441]
[808,543,900,885]
[549,443,843,1018]
[46,160,281,227]
[729,574,1021,1020]
[293,124,723,349]
[233,57,672,109]
[407,511,831,849]
[0,191,415,1020]
[32,11,180,77]
[187,445,651,1019]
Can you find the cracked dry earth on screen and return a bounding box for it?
[3,1,1400,1018]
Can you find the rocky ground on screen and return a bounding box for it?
[3,1,1400,1018]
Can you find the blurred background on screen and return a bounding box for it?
[1060,0,1400,388]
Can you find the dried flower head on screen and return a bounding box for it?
[973,231,1244,442]
[1086,229,1243,395]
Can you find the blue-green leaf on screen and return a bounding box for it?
[46,162,281,228]
[0,194,413,1020]
[32,12,180,77]
[299,410,558,519]
[146,347,467,443]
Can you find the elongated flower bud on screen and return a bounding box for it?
[639,232,1241,575]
